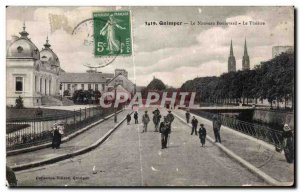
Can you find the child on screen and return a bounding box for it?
[126,113,131,125]
[198,124,207,147]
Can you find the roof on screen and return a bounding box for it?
[107,73,134,85]
[60,73,114,83]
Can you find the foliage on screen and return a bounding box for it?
[180,53,294,108]
[63,90,70,96]
[147,78,166,91]
[15,96,24,109]
[72,89,99,104]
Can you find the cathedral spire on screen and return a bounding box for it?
[228,40,236,72]
[244,38,248,56]
[242,38,250,70]
[230,39,234,56]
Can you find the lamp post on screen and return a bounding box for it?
[114,81,117,123]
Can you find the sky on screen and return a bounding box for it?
[6,6,294,87]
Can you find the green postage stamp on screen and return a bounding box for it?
[93,11,132,56]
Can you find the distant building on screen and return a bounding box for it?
[272,46,294,58]
[106,69,135,94]
[228,40,236,72]
[6,23,62,107]
[242,38,250,70]
[60,72,114,96]
[6,23,135,107]
[115,69,128,78]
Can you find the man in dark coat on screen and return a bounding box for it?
[198,124,207,147]
[191,116,198,135]
[282,124,294,163]
[185,110,190,123]
[52,122,64,149]
[159,116,171,149]
[152,108,161,132]
[142,111,150,132]
[212,115,222,143]
[126,113,131,125]
[134,111,138,124]
[166,110,175,132]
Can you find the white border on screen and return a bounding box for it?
[1,1,299,192]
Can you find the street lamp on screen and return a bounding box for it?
[114,81,118,123]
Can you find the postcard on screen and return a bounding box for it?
[6,6,295,187]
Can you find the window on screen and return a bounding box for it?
[17,46,23,53]
[67,84,71,90]
[88,84,91,90]
[73,84,77,90]
[95,84,98,91]
[81,84,84,90]
[15,77,23,92]
[34,76,37,92]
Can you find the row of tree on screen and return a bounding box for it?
[180,53,294,109]
[71,89,102,104]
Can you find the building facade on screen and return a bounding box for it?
[60,71,114,96]
[6,24,61,107]
[107,69,135,94]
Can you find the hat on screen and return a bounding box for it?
[283,124,291,131]
[200,124,204,127]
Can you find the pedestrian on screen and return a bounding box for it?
[126,113,131,125]
[142,111,150,132]
[191,116,198,135]
[153,108,161,132]
[6,165,17,187]
[159,116,171,149]
[185,110,190,124]
[166,110,175,131]
[198,124,207,147]
[282,124,294,163]
[134,111,138,124]
[212,115,222,143]
[51,123,59,149]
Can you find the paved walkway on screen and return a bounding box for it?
[7,110,129,167]
[174,109,294,183]
[15,108,267,186]
[35,105,98,111]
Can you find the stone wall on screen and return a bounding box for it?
[252,109,294,130]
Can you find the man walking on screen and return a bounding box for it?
[191,116,198,135]
[126,113,131,125]
[142,111,150,132]
[134,111,138,124]
[166,110,175,131]
[198,124,207,147]
[159,116,171,149]
[153,108,161,132]
[185,110,190,124]
[212,115,222,143]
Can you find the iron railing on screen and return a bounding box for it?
[6,106,120,150]
[190,110,285,147]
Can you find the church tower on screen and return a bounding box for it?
[228,40,236,72]
[242,38,250,70]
